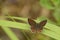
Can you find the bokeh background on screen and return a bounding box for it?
[0,0,60,40]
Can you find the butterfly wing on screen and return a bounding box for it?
[28,18,37,32]
[28,18,36,26]
[37,20,47,32]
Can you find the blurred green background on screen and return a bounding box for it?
[0,0,60,40]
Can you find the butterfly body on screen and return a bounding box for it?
[30,23,44,33]
[28,18,47,33]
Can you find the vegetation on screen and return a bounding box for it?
[0,0,60,40]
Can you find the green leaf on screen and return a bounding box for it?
[0,18,60,40]
[1,26,19,40]
[0,20,30,30]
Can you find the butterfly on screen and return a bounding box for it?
[28,18,47,33]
